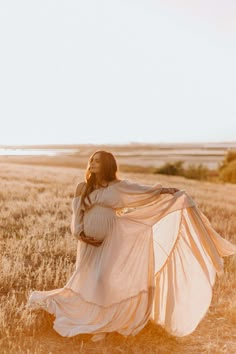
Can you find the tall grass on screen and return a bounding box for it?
[0,163,235,354]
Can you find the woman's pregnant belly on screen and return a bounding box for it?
[83,205,116,241]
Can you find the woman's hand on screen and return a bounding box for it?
[161,187,180,195]
[79,231,103,247]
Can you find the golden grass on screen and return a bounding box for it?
[0,163,235,354]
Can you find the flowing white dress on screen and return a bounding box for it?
[28,180,236,337]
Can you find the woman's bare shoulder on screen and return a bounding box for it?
[75,182,86,197]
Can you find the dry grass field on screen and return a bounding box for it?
[0,162,235,354]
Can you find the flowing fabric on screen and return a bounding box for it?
[28,180,236,337]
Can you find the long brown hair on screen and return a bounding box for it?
[81,150,118,208]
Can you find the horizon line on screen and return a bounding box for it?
[1,140,236,148]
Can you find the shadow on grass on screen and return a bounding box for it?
[1,314,188,354]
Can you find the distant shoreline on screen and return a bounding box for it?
[0,142,235,174]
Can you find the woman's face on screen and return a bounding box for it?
[89,153,102,175]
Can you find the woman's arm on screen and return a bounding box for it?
[71,197,84,237]
[79,231,103,247]
[115,180,180,209]
[74,181,86,197]
[71,182,86,237]
[72,181,103,247]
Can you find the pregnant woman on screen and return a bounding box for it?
[28,150,236,341]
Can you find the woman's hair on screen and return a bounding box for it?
[81,150,118,208]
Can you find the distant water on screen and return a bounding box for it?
[0,149,77,156]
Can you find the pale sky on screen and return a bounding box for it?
[0,0,236,145]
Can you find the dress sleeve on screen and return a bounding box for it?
[71,197,84,238]
[116,179,163,208]
[114,179,196,226]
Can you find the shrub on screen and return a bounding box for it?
[155,161,184,176]
[184,164,209,181]
[155,160,209,181]
[225,150,236,163]
[219,160,236,183]
[219,149,236,171]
